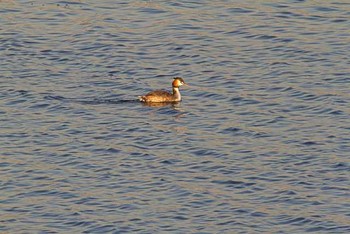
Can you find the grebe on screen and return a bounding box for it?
[139,77,187,103]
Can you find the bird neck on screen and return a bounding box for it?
[172,87,181,101]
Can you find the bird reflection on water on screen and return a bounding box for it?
[141,101,181,108]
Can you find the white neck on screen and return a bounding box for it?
[172,87,181,101]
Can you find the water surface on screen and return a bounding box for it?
[1,0,349,233]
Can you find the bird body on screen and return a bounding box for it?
[139,77,186,103]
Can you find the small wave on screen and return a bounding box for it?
[44,95,139,105]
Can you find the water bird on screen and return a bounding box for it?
[139,77,187,103]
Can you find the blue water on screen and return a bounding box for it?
[1,1,349,233]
